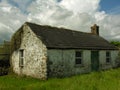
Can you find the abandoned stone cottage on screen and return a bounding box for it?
[11,22,119,80]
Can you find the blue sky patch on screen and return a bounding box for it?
[7,0,33,14]
[57,0,62,2]
[100,0,120,14]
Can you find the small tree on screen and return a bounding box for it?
[110,41,120,47]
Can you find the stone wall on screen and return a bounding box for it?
[11,24,47,80]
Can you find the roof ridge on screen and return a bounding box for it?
[25,22,87,34]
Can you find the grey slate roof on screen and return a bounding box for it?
[26,22,118,50]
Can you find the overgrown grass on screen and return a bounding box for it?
[0,68,120,90]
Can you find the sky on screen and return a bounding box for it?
[100,0,120,14]
[0,0,120,42]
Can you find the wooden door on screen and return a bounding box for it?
[91,51,99,71]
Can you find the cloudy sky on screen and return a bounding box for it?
[0,0,120,42]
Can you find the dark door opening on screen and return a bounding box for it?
[91,51,99,71]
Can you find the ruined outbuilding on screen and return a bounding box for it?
[11,22,119,80]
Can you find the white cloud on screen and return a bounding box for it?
[1,6,11,12]
[27,0,96,31]
[97,14,120,41]
[95,11,107,21]
[0,0,120,42]
[60,0,100,14]
[0,0,27,42]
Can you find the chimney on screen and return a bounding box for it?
[91,24,99,35]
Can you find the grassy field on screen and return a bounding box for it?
[0,68,120,90]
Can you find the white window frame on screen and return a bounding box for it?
[75,51,83,65]
[106,51,111,63]
[19,49,24,67]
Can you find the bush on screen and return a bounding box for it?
[110,41,120,47]
[0,60,10,76]
[0,67,9,76]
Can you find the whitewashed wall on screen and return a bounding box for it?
[99,50,119,70]
[47,50,91,77]
[48,50,119,77]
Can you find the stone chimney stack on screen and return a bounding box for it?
[91,24,99,35]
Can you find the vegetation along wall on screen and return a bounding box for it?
[0,41,10,76]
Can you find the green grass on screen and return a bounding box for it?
[0,68,120,90]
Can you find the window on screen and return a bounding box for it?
[19,49,24,67]
[75,51,83,65]
[106,51,111,63]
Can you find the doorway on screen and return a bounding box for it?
[91,51,99,71]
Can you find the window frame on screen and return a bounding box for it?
[75,51,83,65]
[19,49,24,67]
[106,51,111,63]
